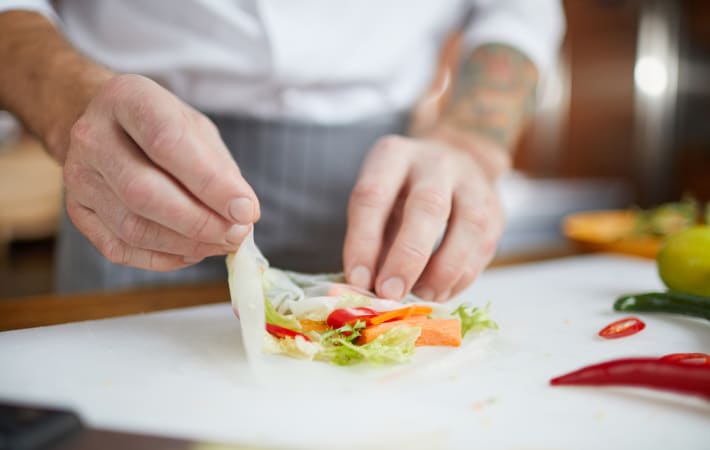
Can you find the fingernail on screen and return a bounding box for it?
[349,265,371,289]
[183,256,203,264]
[225,223,250,245]
[381,277,405,300]
[413,286,435,301]
[228,197,254,223]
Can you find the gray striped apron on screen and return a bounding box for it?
[55,113,408,293]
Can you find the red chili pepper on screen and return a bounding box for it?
[660,353,710,366]
[265,323,311,342]
[550,357,710,400]
[326,307,378,329]
[598,317,645,339]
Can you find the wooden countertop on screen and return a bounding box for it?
[0,246,584,332]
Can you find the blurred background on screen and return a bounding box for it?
[0,0,708,299]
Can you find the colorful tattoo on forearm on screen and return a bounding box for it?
[443,43,538,152]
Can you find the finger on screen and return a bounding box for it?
[374,177,453,300]
[66,197,194,271]
[412,186,489,301]
[73,122,246,247]
[377,196,406,271]
[72,168,237,259]
[343,136,411,290]
[108,75,260,224]
[449,193,504,298]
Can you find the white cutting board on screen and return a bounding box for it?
[1,255,709,449]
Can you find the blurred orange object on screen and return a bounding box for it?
[562,210,662,259]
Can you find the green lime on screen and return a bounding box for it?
[657,225,710,297]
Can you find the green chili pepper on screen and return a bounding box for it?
[614,291,710,321]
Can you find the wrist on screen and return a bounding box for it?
[42,66,114,163]
[0,10,114,164]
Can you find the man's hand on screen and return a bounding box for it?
[63,74,260,270]
[343,133,505,302]
[344,42,538,301]
[0,11,260,270]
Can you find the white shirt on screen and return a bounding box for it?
[2,0,564,123]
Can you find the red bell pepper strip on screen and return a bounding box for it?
[550,357,710,400]
[660,353,710,366]
[265,323,312,342]
[598,317,645,339]
[326,307,378,329]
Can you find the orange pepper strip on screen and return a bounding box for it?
[298,319,331,333]
[369,305,433,325]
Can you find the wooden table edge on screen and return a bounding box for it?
[0,246,589,332]
[0,282,230,332]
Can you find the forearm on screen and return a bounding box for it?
[0,10,113,163]
[428,43,539,179]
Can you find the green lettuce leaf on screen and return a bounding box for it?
[317,325,420,366]
[264,297,302,331]
[452,302,498,337]
[319,320,366,344]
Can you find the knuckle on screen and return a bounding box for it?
[187,241,205,258]
[411,188,450,217]
[195,169,217,197]
[459,267,478,286]
[373,134,407,158]
[350,181,388,209]
[349,231,380,246]
[192,242,222,259]
[119,213,151,247]
[121,175,156,213]
[186,210,214,241]
[103,238,129,266]
[431,259,463,285]
[144,119,185,159]
[148,252,174,272]
[69,118,93,150]
[100,74,137,103]
[398,239,429,262]
[375,134,405,155]
[458,205,488,233]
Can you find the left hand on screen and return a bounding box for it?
[343,132,507,302]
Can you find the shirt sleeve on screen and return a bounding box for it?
[462,0,566,76]
[0,0,59,24]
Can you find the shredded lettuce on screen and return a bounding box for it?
[317,325,420,366]
[263,333,321,359]
[264,297,302,331]
[319,320,367,344]
[452,302,498,337]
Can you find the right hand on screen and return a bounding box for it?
[63,74,260,271]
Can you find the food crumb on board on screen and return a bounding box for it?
[471,396,499,411]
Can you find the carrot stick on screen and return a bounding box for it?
[358,317,461,347]
[368,305,433,325]
[415,319,462,347]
